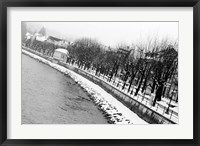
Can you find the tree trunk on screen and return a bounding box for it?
[95,65,99,75]
[122,72,129,90]
[109,63,117,82]
[141,65,151,93]
[152,83,164,106]
[109,72,114,82]
[134,76,143,96]
[135,65,147,96]
[141,78,148,93]
[162,86,166,97]
[136,76,140,86]
[127,71,137,93]
[151,79,156,93]
[106,68,109,76]
[156,84,164,101]
[114,65,119,77]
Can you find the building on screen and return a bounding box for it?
[53,48,69,63]
[46,36,70,48]
[25,32,33,40]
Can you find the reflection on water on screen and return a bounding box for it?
[22,54,108,124]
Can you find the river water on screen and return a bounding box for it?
[22,54,108,124]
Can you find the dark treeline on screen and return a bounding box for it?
[23,29,178,106]
[68,37,178,106]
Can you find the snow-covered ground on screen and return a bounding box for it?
[74,67,178,123]
[22,49,148,124]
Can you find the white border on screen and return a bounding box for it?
[7,7,193,139]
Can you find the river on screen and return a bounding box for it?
[22,54,108,124]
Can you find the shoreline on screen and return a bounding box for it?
[22,48,148,124]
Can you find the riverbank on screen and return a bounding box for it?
[22,54,108,124]
[22,49,148,124]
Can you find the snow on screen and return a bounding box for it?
[75,67,178,123]
[22,49,148,124]
[36,36,47,42]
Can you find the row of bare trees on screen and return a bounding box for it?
[67,38,178,106]
[23,31,178,105]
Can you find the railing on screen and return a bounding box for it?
[69,65,178,123]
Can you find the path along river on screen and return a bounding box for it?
[22,54,108,124]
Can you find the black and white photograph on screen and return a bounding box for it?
[21,21,178,125]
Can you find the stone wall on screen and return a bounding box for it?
[72,67,176,124]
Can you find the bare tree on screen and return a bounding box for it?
[72,38,103,69]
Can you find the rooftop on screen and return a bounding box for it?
[55,48,69,55]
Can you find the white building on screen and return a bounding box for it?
[53,48,69,63]
[25,32,33,40]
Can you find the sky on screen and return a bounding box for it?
[25,21,178,48]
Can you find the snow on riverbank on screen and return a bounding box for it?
[22,49,148,124]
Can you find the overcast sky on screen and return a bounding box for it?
[25,21,178,47]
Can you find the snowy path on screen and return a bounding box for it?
[72,67,178,123]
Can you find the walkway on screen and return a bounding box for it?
[68,63,178,124]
